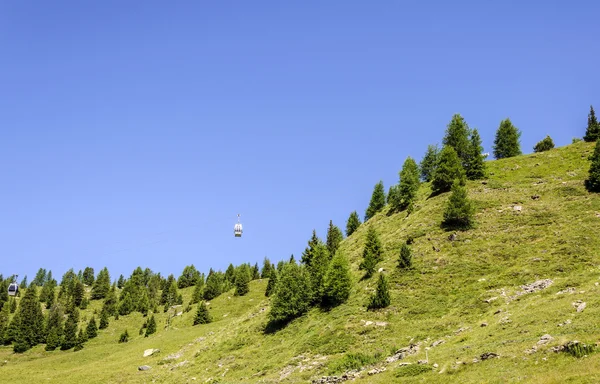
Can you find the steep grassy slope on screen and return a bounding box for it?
[2,141,600,384]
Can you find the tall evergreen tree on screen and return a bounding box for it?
[345,211,362,237]
[39,277,56,303]
[86,316,98,339]
[0,301,10,345]
[60,308,79,350]
[368,273,391,310]
[73,280,85,307]
[234,264,251,296]
[466,128,486,180]
[431,146,466,195]
[420,144,440,182]
[178,265,200,289]
[137,289,150,316]
[307,243,331,303]
[74,328,87,351]
[252,263,261,280]
[118,292,134,316]
[387,185,399,207]
[443,114,471,167]
[91,267,111,300]
[99,308,109,330]
[193,302,212,325]
[32,268,47,287]
[365,181,386,221]
[268,262,313,324]
[442,179,475,230]
[359,227,383,278]
[145,314,157,336]
[301,230,321,266]
[397,243,412,270]
[19,276,28,289]
[160,274,179,306]
[82,267,95,286]
[586,138,600,192]
[493,118,522,159]
[224,264,236,284]
[14,284,44,352]
[117,274,125,289]
[326,220,344,258]
[203,272,222,301]
[395,157,420,211]
[261,257,273,279]
[322,250,352,307]
[265,268,278,297]
[584,105,600,142]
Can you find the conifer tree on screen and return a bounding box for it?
[387,185,399,207]
[160,274,178,306]
[533,135,555,152]
[99,308,109,330]
[584,105,600,142]
[261,257,273,279]
[137,290,150,316]
[397,243,412,270]
[252,263,260,280]
[326,220,344,258]
[307,243,331,303]
[73,280,85,307]
[117,274,125,289]
[322,250,352,307]
[75,327,87,351]
[396,157,420,211]
[0,301,9,345]
[265,268,278,297]
[443,114,471,167]
[45,327,61,351]
[145,314,157,336]
[345,211,362,237]
[368,274,391,310]
[86,316,98,339]
[442,179,475,230]
[0,280,8,309]
[359,227,383,278]
[178,265,200,289]
[32,268,47,287]
[193,302,212,325]
[191,281,203,304]
[203,272,222,300]
[44,303,64,350]
[466,128,486,180]
[586,138,600,192]
[268,262,313,324]
[19,276,28,289]
[82,267,95,286]
[301,230,321,266]
[45,289,56,310]
[234,264,251,296]
[365,181,386,221]
[14,284,44,352]
[224,264,236,285]
[91,267,111,300]
[431,146,466,195]
[420,144,439,182]
[118,329,129,343]
[5,311,20,346]
[61,309,79,350]
[118,292,134,316]
[102,285,118,316]
[493,118,522,159]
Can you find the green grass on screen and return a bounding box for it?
[2,141,600,383]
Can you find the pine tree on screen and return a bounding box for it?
[268,262,313,324]
[431,146,466,195]
[91,267,111,300]
[82,267,95,286]
[365,181,386,221]
[252,263,260,280]
[118,292,134,316]
[45,327,61,351]
[14,284,44,352]
[326,220,344,258]
[86,316,98,339]
[178,265,200,289]
[322,250,352,307]
[234,264,251,296]
[73,280,85,307]
[44,303,64,350]
[5,311,21,346]
[387,185,399,207]
[307,243,331,304]
[493,118,522,159]
[32,268,47,287]
[160,274,178,306]
[74,327,87,351]
[118,329,129,343]
[102,285,118,316]
[584,105,600,142]
[359,227,383,278]
[61,309,79,350]
[145,314,157,336]
[442,179,475,230]
[265,268,278,297]
[396,157,420,211]
[533,135,555,152]
[19,276,28,289]
[345,211,362,237]
[586,138,600,192]
[368,274,391,310]
[420,144,439,182]
[99,308,109,330]
[203,272,222,300]
[191,281,203,304]
[301,230,321,266]
[466,128,486,180]
[117,274,125,289]
[193,302,212,325]
[261,257,273,279]
[137,290,150,316]
[0,301,10,345]
[397,244,412,270]
[443,114,471,167]
[224,264,236,285]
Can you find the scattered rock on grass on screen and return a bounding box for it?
[143,348,160,357]
[538,334,553,345]
[138,365,151,371]
[572,300,586,312]
[480,352,499,360]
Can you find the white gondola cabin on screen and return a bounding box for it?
[234,214,243,237]
[8,281,18,297]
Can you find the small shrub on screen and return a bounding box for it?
[572,137,582,144]
[563,341,595,358]
[533,135,555,152]
[328,352,381,374]
[395,363,432,377]
[118,329,129,343]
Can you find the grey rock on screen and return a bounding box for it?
[138,365,151,371]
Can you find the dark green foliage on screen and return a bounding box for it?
[0,280,8,309]
[584,105,600,142]
[91,267,111,300]
[45,303,64,349]
[118,329,129,343]
[61,309,79,350]
[0,302,10,345]
[365,181,386,221]
[32,268,48,287]
[234,264,251,296]
[268,262,313,324]
[265,269,277,297]
[82,267,95,286]
[99,309,109,329]
[442,179,475,230]
[368,274,391,310]
[178,264,200,289]
[145,314,157,337]
[387,185,399,207]
[86,316,98,339]
[420,144,439,182]
[45,327,61,351]
[323,250,352,307]
[10,298,17,313]
[73,280,85,307]
[493,118,522,159]
[194,302,212,325]
[74,328,87,351]
[252,263,260,280]
[19,275,28,289]
[563,341,596,358]
[301,230,321,266]
[137,290,150,316]
[118,292,134,316]
[160,274,179,306]
[398,243,412,270]
[586,139,600,192]
[191,280,203,304]
[102,285,118,316]
[117,274,125,289]
[176,293,183,305]
[533,135,555,152]
[203,271,222,300]
[395,364,432,377]
[326,220,344,258]
[307,243,331,303]
[395,157,420,211]
[39,277,57,304]
[328,352,382,374]
[345,211,362,237]
[261,257,273,279]
[359,227,383,278]
[431,146,466,195]
[14,284,44,352]
[5,311,20,345]
[443,114,471,166]
[466,128,486,180]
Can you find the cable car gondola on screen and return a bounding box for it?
[8,275,18,297]
[234,214,243,237]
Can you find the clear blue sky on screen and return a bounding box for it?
[1,1,598,283]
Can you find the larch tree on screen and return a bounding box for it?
[493,118,522,159]
[345,211,362,237]
[365,181,386,221]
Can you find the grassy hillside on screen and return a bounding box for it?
[2,141,600,384]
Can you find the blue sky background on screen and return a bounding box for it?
[1,1,598,282]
